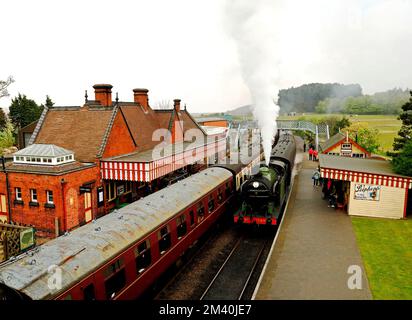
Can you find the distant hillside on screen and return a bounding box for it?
[226,104,253,116]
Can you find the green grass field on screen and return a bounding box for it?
[277,114,401,153]
[351,217,412,299]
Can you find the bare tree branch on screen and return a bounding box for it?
[153,99,172,110]
[0,76,15,99]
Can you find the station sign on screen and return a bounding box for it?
[354,184,381,201]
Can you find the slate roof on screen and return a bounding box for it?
[5,161,96,175]
[319,154,410,178]
[32,106,116,162]
[30,102,205,164]
[14,144,73,157]
[319,132,346,152]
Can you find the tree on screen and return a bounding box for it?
[392,91,412,152]
[8,94,43,128]
[278,83,362,113]
[0,108,7,132]
[40,95,54,109]
[0,76,14,99]
[153,99,172,110]
[346,122,380,153]
[392,139,412,176]
[0,121,16,152]
[315,100,327,113]
[328,116,351,135]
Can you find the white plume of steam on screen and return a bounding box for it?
[224,0,281,165]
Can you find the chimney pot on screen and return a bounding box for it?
[133,88,149,111]
[93,84,113,106]
[174,99,181,112]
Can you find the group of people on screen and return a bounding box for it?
[303,141,318,161]
[305,142,347,210]
[308,147,318,161]
[312,170,340,208]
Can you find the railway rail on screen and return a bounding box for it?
[199,230,274,301]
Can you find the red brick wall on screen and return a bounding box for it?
[0,165,102,239]
[171,118,184,144]
[102,112,136,158]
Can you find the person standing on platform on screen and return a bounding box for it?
[313,149,318,161]
[309,147,313,160]
[312,169,320,186]
[303,141,307,152]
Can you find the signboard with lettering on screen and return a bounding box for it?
[97,186,104,207]
[354,184,381,201]
[117,184,125,196]
[20,228,35,251]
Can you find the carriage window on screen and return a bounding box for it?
[135,240,151,273]
[197,202,205,222]
[189,210,195,226]
[176,214,187,239]
[83,283,96,300]
[217,189,223,204]
[104,258,126,299]
[104,268,126,299]
[208,196,215,213]
[158,225,171,254]
[104,258,124,278]
[225,182,231,196]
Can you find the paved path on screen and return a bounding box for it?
[254,152,372,300]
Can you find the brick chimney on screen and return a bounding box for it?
[133,88,149,111]
[174,99,181,112]
[93,84,113,106]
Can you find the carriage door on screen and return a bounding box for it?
[84,192,92,223]
[0,194,7,223]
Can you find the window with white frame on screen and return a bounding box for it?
[46,190,54,204]
[14,153,74,166]
[15,187,22,200]
[30,189,38,202]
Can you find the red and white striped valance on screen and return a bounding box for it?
[100,139,226,182]
[321,167,412,189]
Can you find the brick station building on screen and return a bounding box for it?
[0,84,227,239]
[319,132,371,158]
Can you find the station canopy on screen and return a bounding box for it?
[319,154,412,189]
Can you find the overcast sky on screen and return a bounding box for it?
[1,0,411,113]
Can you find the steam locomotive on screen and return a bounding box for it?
[234,133,296,226]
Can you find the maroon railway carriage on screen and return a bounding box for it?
[0,167,237,300]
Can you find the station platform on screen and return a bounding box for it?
[254,154,372,300]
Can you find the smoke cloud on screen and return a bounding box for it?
[224,0,282,165]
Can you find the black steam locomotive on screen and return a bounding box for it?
[234,132,296,225]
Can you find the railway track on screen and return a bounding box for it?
[200,231,273,300]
